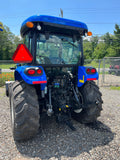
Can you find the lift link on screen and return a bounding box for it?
[47,85,53,116]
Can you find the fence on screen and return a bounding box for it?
[85,58,120,86]
[0,60,15,87]
[0,58,120,87]
[100,57,120,86]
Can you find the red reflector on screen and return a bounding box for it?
[37,69,42,74]
[28,69,35,75]
[12,44,33,63]
[91,68,96,73]
[87,78,97,81]
[32,81,47,84]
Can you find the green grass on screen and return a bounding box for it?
[0,72,14,87]
[84,60,110,68]
[99,71,109,74]
[0,64,15,69]
[0,60,111,69]
[84,61,99,68]
[110,86,120,90]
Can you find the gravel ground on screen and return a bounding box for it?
[0,86,120,160]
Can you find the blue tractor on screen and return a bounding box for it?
[7,15,103,141]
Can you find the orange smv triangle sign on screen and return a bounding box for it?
[12,44,33,63]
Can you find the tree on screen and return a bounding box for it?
[114,24,120,38]
[0,24,23,60]
[83,40,93,59]
[106,47,116,57]
[83,24,120,59]
[113,24,120,57]
[93,42,107,59]
[101,32,113,47]
[91,36,99,52]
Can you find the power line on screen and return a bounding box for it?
[62,7,120,10]
[1,7,120,18]
[87,22,119,25]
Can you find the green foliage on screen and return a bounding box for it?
[83,24,120,59]
[91,36,99,52]
[0,22,120,61]
[93,42,107,59]
[0,24,23,60]
[106,47,115,57]
[101,32,112,47]
[114,24,120,38]
[83,40,93,59]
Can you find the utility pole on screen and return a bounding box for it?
[60,8,63,18]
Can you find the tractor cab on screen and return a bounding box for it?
[20,15,88,66]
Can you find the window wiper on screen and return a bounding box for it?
[61,38,77,48]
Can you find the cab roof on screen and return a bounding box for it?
[20,15,88,37]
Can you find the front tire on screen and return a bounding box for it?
[9,81,40,141]
[72,81,103,123]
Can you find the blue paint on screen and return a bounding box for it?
[21,15,88,30]
[15,65,47,90]
[77,66,99,87]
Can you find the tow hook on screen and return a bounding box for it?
[57,105,76,131]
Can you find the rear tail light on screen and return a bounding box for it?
[86,68,96,74]
[25,67,43,76]
[91,68,96,73]
[37,69,42,74]
[86,68,90,73]
[27,69,35,75]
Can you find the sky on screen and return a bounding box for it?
[0,0,120,36]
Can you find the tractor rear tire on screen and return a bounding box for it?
[72,81,103,123]
[9,81,40,141]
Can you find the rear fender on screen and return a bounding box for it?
[77,66,99,87]
[15,65,47,90]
